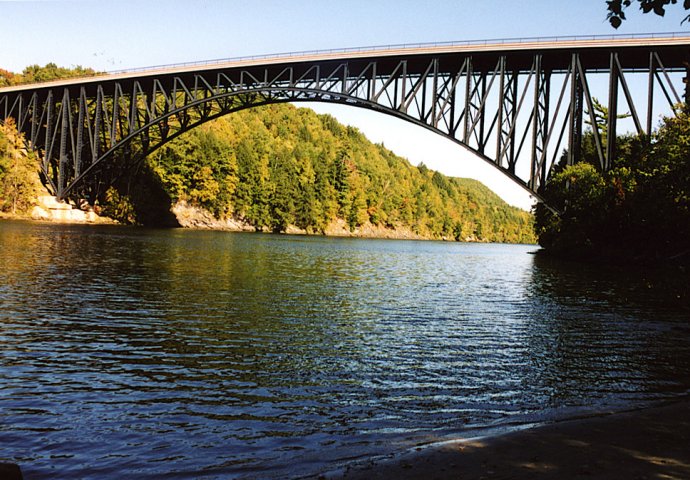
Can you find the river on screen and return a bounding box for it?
[1,220,689,479]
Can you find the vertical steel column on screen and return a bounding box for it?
[607,53,619,170]
[368,62,376,102]
[14,95,24,132]
[567,54,583,166]
[93,87,103,166]
[111,85,120,148]
[463,58,473,142]
[30,93,39,147]
[129,82,140,135]
[43,91,54,181]
[392,66,400,109]
[341,64,348,95]
[540,69,551,188]
[530,55,550,190]
[420,63,428,121]
[496,56,507,167]
[478,72,487,154]
[399,61,407,112]
[507,71,518,172]
[647,52,656,136]
[430,58,439,126]
[141,88,152,152]
[75,88,86,178]
[530,56,539,190]
[57,89,71,198]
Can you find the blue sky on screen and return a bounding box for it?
[1,0,688,209]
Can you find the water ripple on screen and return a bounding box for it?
[1,222,689,478]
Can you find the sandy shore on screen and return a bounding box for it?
[325,400,690,480]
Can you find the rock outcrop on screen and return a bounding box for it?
[30,195,114,224]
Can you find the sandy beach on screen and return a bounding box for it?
[326,400,690,480]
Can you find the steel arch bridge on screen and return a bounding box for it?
[1,34,689,203]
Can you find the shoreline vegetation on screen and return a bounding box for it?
[0,191,529,243]
[534,105,690,267]
[325,399,690,479]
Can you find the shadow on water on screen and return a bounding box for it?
[522,252,690,410]
[530,251,690,312]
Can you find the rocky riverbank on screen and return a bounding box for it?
[172,200,447,241]
[0,195,115,224]
[2,195,489,243]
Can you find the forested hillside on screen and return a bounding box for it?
[0,64,534,243]
[143,104,535,243]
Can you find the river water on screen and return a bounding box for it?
[1,220,689,479]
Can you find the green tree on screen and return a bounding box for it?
[0,119,40,214]
[0,63,98,87]
[607,0,690,28]
[100,186,137,224]
[535,162,608,255]
[585,97,631,148]
[535,106,690,261]
[140,103,535,242]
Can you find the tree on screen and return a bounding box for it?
[534,162,608,255]
[535,106,690,261]
[0,63,98,87]
[607,0,690,28]
[139,103,535,242]
[0,119,40,214]
[584,97,631,148]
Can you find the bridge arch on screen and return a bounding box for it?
[63,86,537,203]
[0,34,687,204]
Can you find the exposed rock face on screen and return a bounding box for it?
[322,218,425,240]
[30,196,114,224]
[170,200,433,240]
[18,195,465,242]
[171,201,255,231]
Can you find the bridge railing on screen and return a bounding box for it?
[107,31,690,75]
[1,32,687,93]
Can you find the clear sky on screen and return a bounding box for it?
[1,0,688,209]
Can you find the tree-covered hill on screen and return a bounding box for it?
[0,63,534,242]
[138,103,535,243]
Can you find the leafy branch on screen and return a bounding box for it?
[607,0,690,28]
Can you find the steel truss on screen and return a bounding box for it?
[0,40,688,202]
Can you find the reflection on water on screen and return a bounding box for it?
[1,220,689,479]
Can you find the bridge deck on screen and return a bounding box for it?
[2,34,689,93]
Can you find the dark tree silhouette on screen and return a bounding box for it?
[607,0,690,28]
